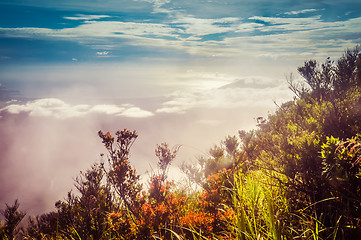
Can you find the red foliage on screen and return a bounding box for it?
[180,210,214,232]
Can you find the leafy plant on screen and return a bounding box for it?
[0,200,26,240]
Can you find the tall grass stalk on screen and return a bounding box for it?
[160,226,214,240]
[288,197,340,240]
[230,170,287,240]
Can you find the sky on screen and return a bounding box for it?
[0,0,360,216]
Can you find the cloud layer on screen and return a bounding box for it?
[0,87,276,216]
[156,76,292,114]
[1,3,360,62]
[1,98,154,119]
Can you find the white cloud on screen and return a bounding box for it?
[164,70,240,91]
[86,21,174,37]
[0,11,360,60]
[64,14,111,21]
[137,0,170,7]
[221,15,361,60]
[156,76,293,114]
[119,107,155,118]
[248,15,338,32]
[133,0,175,14]
[283,9,319,15]
[1,98,154,119]
[96,51,110,56]
[89,104,126,115]
[171,16,242,36]
[0,21,178,40]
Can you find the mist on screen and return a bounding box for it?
[0,85,291,216]
[0,59,296,217]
